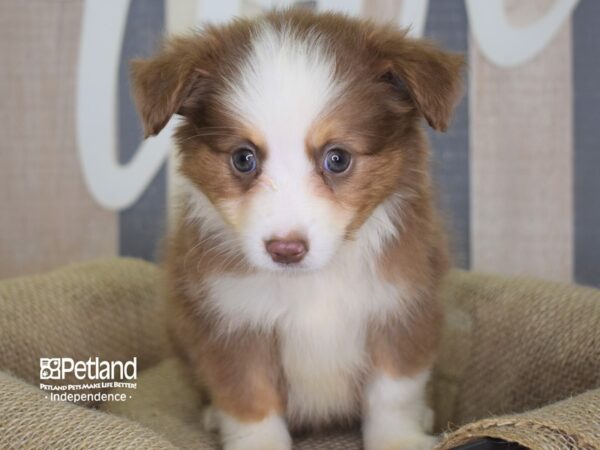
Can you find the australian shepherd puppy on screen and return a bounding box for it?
[131,8,463,450]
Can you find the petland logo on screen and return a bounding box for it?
[39,357,137,403]
[40,357,137,381]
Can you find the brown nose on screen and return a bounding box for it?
[265,238,308,264]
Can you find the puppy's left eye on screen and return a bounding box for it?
[324,148,351,174]
[231,146,257,173]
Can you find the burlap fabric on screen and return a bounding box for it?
[0,259,598,449]
[433,272,600,448]
[0,259,168,400]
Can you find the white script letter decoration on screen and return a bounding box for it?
[76,0,581,210]
[76,0,176,210]
[466,0,579,68]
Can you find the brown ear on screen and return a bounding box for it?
[374,31,465,132]
[130,39,209,138]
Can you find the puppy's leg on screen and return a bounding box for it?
[168,288,290,450]
[363,302,442,450]
[197,331,290,450]
[210,368,291,450]
[363,370,436,450]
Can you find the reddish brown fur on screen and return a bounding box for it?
[131,8,462,430]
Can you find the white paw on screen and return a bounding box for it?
[363,371,437,450]
[218,412,292,450]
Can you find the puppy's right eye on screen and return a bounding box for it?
[231,147,257,173]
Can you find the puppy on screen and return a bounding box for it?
[131,8,463,450]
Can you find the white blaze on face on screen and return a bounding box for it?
[224,25,349,271]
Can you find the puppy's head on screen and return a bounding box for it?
[131,10,463,272]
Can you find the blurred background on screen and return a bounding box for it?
[1,0,598,287]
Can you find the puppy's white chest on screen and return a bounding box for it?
[204,259,403,424]
[277,294,367,424]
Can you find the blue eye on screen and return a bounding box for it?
[232,147,257,173]
[324,148,351,173]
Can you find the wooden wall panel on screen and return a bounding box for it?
[470,1,573,281]
[0,0,117,278]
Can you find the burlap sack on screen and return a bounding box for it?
[0,258,599,449]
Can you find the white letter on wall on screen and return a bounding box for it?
[466,0,578,68]
[77,0,175,210]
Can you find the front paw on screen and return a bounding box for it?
[363,371,437,450]
[219,412,292,450]
[363,408,438,450]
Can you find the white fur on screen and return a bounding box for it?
[225,24,340,149]
[198,198,409,424]
[178,177,229,235]
[179,22,427,437]
[218,411,291,450]
[363,371,437,450]
[222,24,349,272]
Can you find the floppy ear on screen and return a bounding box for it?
[374,31,465,132]
[130,39,209,138]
